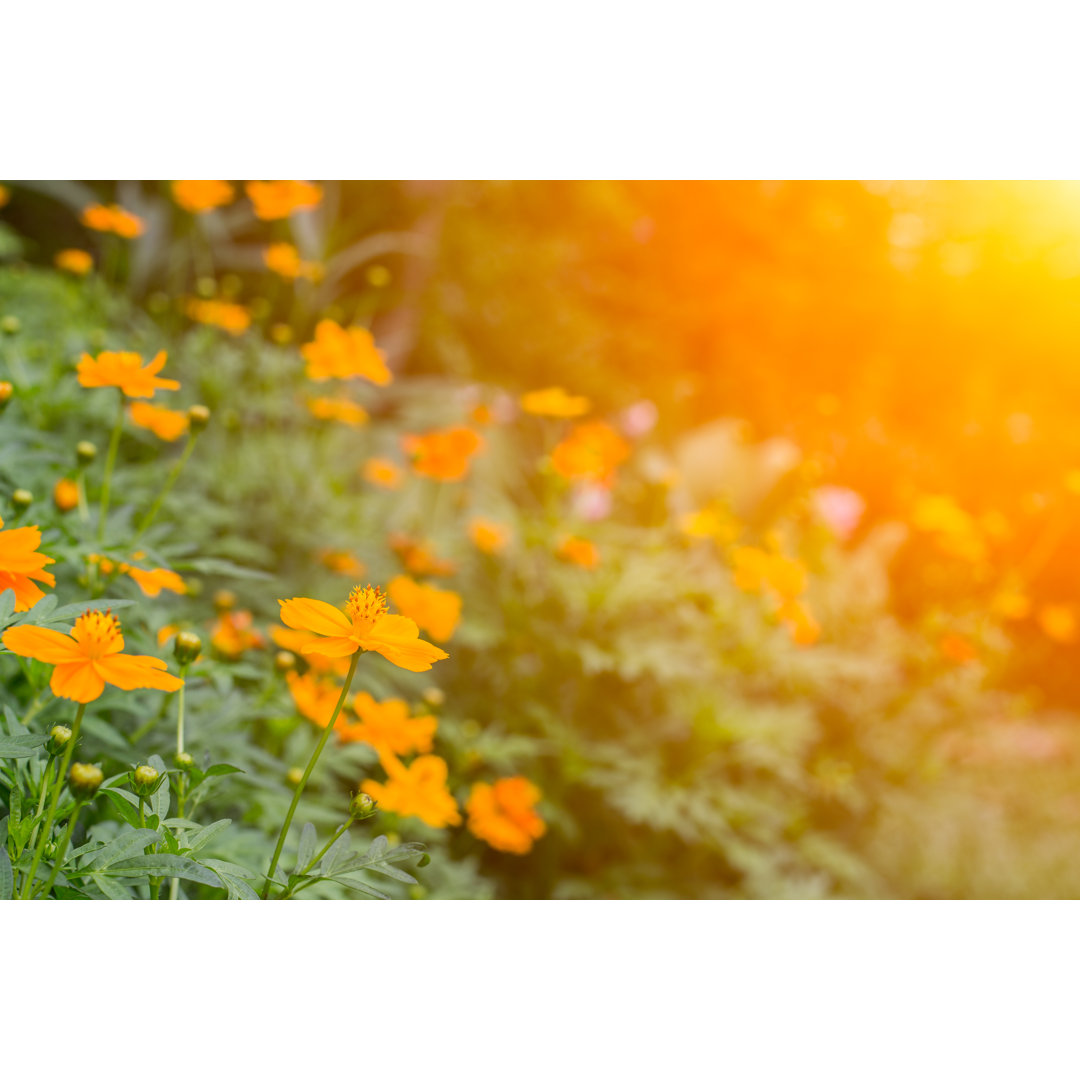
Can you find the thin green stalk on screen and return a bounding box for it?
[76,469,90,523]
[20,703,85,899]
[262,652,360,899]
[97,391,125,543]
[279,820,353,899]
[26,758,55,856]
[168,671,189,901]
[134,432,198,538]
[38,801,85,898]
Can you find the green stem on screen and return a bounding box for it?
[261,652,359,899]
[134,433,198,539]
[19,703,85,899]
[279,820,353,899]
[38,801,85,898]
[169,671,189,901]
[76,469,90,523]
[26,758,55,856]
[97,391,125,543]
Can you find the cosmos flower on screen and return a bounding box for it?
[81,203,145,238]
[520,386,591,418]
[171,179,235,214]
[129,400,190,441]
[466,777,546,854]
[387,576,461,643]
[0,514,55,611]
[245,180,323,220]
[77,351,179,399]
[361,753,461,828]
[54,249,93,275]
[402,426,484,482]
[301,320,391,384]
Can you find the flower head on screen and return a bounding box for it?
[81,203,144,238]
[55,249,93,276]
[550,421,630,488]
[0,514,56,610]
[338,691,437,756]
[388,533,456,577]
[121,563,187,598]
[129,400,190,441]
[278,584,449,673]
[301,320,391,384]
[210,610,265,658]
[306,397,369,427]
[77,351,179,399]
[556,535,600,569]
[468,517,511,555]
[466,777,546,854]
[264,243,322,281]
[361,754,461,828]
[2,610,183,703]
[402,426,484,482]
[246,180,323,220]
[387,576,461,643]
[362,457,404,489]
[53,478,80,513]
[186,298,251,336]
[171,180,235,214]
[520,386,591,418]
[287,670,344,726]
[320,550,366,577]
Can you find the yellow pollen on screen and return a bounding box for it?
[72,609,123,659]
[345,585,388,632]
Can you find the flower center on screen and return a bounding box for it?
[345,585,388,635]
[72,609,123,659]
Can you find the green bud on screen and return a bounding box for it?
[274,650,296,673]
[286,767,304,787]
[1,315,21,335]
[47,725,73,756]
[175,751,194,770]
[350,792,378,820]
[187,404,210,433]
[76,440,97,466]
[173,630,203,665]
[132,764,161,797]
[11,489,32,511]
[68,762,104,800]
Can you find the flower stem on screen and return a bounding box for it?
[134,432,198,539]
[26,757,55,856]
[19,703,85,899]
[97,391,125,543]
[279,820,353,899]
[261,652,359,899]
[38,801,85,898]
[169,670,189,901]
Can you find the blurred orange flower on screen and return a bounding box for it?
[679,502,740,546]
[270,625,351,677]
[387,576,461,642]
[466,777,546,854]
[55,249,92,275]
[320,550,365,576]
[122,564,187,598]
[264,242,322,281]
[550,421,629,488]
[2,610,182,703]
[520,386,591,418]
[306,396,369,427]
[911,494,986,563]
[468,517,511,554]
[53,478,80,513]
[171,180,235,214]
[129,400,190,441]
[361,753,461,828]
[940,632,978,664]
[778,600,821,647]
[279,584,449,672]
[0,514,55,611]
[301,320,391,384]
[732,546,807,601]
[556,535,600,569]
[186,298,251,335]
[388,534,456,577]
[992,586,1031,621]
[246,180,323,220]
[338,691,437,756]
[211,610,265,658]
[362,457,404,489]
[402,426,484,482]
[81,203,144,238]
[287,670,343,726]
[77,350,179,399]
[1039,603,1077,644]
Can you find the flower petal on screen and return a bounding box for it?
[300,636,359,658]
[96,654,184,693]
[2,625,84,665]
[50,661,105,702]
[279,597,351,637]
[362,614,449,672]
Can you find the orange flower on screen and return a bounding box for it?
[520,386,591,418]
[550,421,630,488]
[287,670,344,726]
[157,624,179,647]
[940,632,978,664]
[911,494,986,563]
[402,426,484,482]
[0,514,56,611]
[320,550,366,576]
[679,502,740,546]
[363,457,404,489]
[731,546,807,600]
[466,777,546,854]
[338,691,437,755]
[387,576,461,642]
[81,203,144,238]
[171,180,235,214]
[556,535,600,569]
[992,587,1030,621]
[55,249,93,276]
[210,610,265,658]
[264,242,322,281]
[301,320,391,384]
[361,753,461,828]
[186,298,251,335]
[2,610,183,703]
[53,478,80,513]
[468,517,511,555]
[388,534,456,577]
[122,564,187,598]
[778,599,821,647]
[270,626,352,677]
[245,180,323,220]
[306,397,369,427]
[278,584,449,672]
[1039,604,1077,644]
[77,350,179,399]
[129,400,190,441]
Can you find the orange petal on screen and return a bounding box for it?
[50,661,105,702]
[363,614,449,672]
[300,636,359,658]
[279,597,351,637]
[2,625,84,665]
[96,654,184,693]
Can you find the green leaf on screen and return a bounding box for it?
[295,823,317,874]
[184,819,232,854]
[0,589,16,627]
[79,829,160,871]
[100,789,143,828]
[89,874,135,900]
[364,861,418,885]
[44,598,136,623]
[329,875,391,900]
[322,830,351,875]
[0,844,13,900]
[185,557,272,581]
[203,764,244,778]
[102,855,224,889]
[0,734,48,759]
[148,754,170,820]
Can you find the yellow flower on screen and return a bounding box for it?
[402,426,484,482]
[520,386,591,418]
[55,249,93,276]
[171,180,235,214]
[388,534,457,577]
[466,777,545,854]
[263,242,322,281]
[53,478,80,513]
[278,585,449,672]
[911,494,986,562]
[679,502,740,546]
[210,610,265,658]
[77,351,179,399]
[387,576,461,643]
[121,564,187,598]
[320,550,366,576]
[80,203,144,238]
[361,754,461,828]
[301,320,391,384]
[287,670,344,726]
[246,180,323,220]
[468,517,511,555]
[556,535,599,569]
[550,421,630,488]
[306,397,369,427]
[362,457,404,489]
[271,625,352,677]
[129,401,190,441]
[186,298,251,335]
[338,691,437,756]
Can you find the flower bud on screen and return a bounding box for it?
[68,762,104,800]
[274,650,296,672]
[286,766,304,787]
[173,630,203,665]
[422,687,445,708]
[175,751,194,770]
[11,489,32,511]
[1,315,20,335]
[53,478,80,513]
[187,404,210,433]
[132,764,161,797]
[213,589,236,612]
[350,792,378,820]
[0,381,12,411]
[47,725,73,756]
[76,440,97,466]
